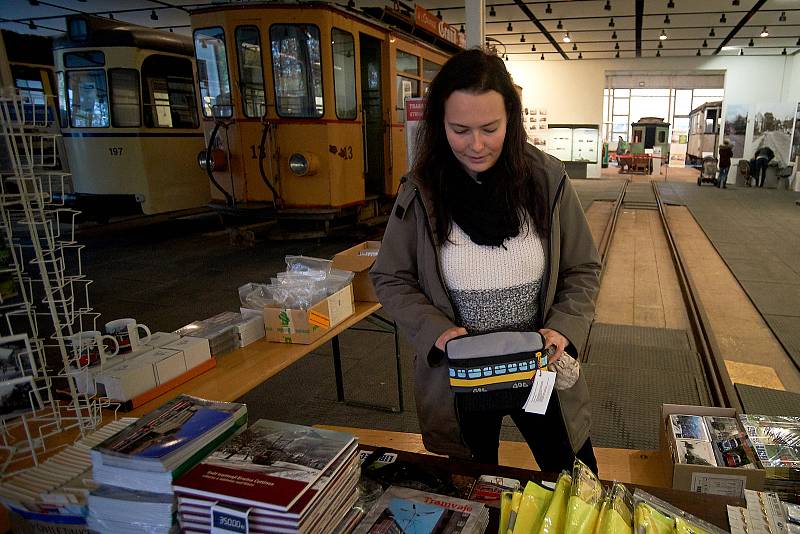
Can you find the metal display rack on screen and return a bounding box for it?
[0,89,108,471]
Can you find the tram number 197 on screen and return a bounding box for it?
[108,147,124,156]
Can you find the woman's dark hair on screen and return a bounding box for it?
[412,48,548,244]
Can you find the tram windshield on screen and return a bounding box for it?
[194,27,232,118]
[235,26,266,118]
[270,24,323,118]
[66,69,109,127]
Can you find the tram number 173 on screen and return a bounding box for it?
[108,147,124,156]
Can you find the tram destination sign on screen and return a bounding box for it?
[414,5,466,49]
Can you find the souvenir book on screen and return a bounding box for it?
[173,419,357,513]
[674,439,717,466]
[91,395,247,473]
[354,486,489,534]
[669,414,710,441]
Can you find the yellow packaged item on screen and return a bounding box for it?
[512,481,553,534]
[500,490,515,534]
[536,472,572,534]
[674,517,713,534]
[564,460,604,534]
[506,490,524,534]
[634,502,674,534]
[593,483,632,534]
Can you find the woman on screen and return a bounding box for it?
[717,140,733,188]
[370,49,601,473]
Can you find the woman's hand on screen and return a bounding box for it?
[538,328,569,363]
[435,326,468,351]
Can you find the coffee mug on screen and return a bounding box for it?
[105,318,152,353]
[69,330,119,367]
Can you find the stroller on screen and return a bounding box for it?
[697,156,718,186]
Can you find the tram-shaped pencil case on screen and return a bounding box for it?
[445,331,548,394]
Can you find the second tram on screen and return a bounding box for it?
[687,100,722,165]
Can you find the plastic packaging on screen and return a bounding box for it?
[632,489,728,534]
[499,490,515,534]
[512,481,553,533]
[564,460,604,534]
[285,255,332,278]
[674,516,714,534]
[506,490,524,534]
[593,483,632,534]
[536,471,572,534]
[633,502,673,534]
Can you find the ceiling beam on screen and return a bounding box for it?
[713,0,767,55]
[512,0,568,59]
[634,0,643,57]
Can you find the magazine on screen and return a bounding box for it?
[91,395,247,472]
[467,475,521,505]
[173,419,357,513]
[354,486,488,534]
[670,414,709,441]
[675,439,716,466]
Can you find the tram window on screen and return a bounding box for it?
[395,75,419,122]
[194,27,233,118]
[422,59,441,82]
[332,28,356,120]
[705,108,718,134]
[235,26,266,118]
[270,24,324,118]
[66,70,109,127]
[658,130,667,144]
[64,51,105,68]
[56,72,68,126]
[141,55,199,129]
[396,50,419,76]
[109,69,140,128]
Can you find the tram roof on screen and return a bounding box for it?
[53,14,193,56]
[189,1,461,55]
[689,100,724,116]
[1,30,54,66]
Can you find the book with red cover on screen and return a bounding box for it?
[173,419,356,513]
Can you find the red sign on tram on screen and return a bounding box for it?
[414,5,466,49]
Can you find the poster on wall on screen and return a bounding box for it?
[790,102,800,164]
[723,104,748,159]
[751,102,795,164]
[669,143,687,167]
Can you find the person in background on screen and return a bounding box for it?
[754,146,775,188]
[717,140,733,189]
[370,49,601,474]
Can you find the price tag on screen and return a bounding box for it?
[523,369,556,414]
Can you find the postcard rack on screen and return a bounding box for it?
[0,90,108,471]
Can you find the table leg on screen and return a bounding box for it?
[332,334,344,402]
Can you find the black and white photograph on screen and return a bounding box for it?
[751,102,796,165]
[0,334,36,381]
[0,376,43,419]
[791,102,800,164]
[723,104,748,159]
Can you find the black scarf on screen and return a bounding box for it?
[449,164,520,248]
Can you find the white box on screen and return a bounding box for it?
[164,336,212,369]
[96,359,157,401]
[146,332,181,348]
[140,348,187,384]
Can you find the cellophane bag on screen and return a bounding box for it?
[592,483,632,534]
[512,481,554,533]
[633,502,673,534]
[564,460,604,534]
[506,490,524,534]
[535,472,572,534]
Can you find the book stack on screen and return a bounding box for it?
[87,395,247,533]
[175,319,239,357]
[739,414,800,497]
[173,420,359,534]
[668,414,756,469]
[353,486,489,534]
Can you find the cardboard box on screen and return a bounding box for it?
[661,404,765,498]
[140,348,187,384]
[263,284,354,344]
[332,241,381,302]
[164,336,212,369]
[95,359,157,401]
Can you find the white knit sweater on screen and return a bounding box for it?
[440,220,545,334]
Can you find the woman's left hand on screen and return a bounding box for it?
[538,328,570,363]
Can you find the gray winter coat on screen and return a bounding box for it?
[369,145,601,459]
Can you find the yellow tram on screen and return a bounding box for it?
[190,2,459,226]
[53,15,210,217]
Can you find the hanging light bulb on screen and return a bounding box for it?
[739,48,744,55]
[436,10,442,19]
[563,32,571,43]
[531,43,536,52]
[557,19,563,29]
[709,27,715,37]
[658,41,663,49]
[504,54,508,61]
[748,38,754,46]
[507,22,513,32]
[459,24,464,33]
[696,49,701,56]
[572,42,578,51]
[667,0,675,7]
[150,9,158,20]
[664,14,671,24]
[520,34,526,42]
[545,3,552,14]
[614,42,620,49]
[28,19,37,29]
[489,5,496,17]
[541,53,545,60]
[169,27,174,32]
[760,26,768,37]
[720,13,727,23]
[732,0,739,5]
[612,30,617,39]
[656,50,661,57]
[779,12,786,22]
[609,17,615,27]
[702,39,708,47]
[659,29,667,40]
[615,50,620,58]
[781,48,787,55]
[604,0,611,11]
[578,52,583,59]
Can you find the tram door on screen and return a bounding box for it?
[359,34,384,196]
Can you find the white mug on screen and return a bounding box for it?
[69,330,119,367]
[105,318,152,353]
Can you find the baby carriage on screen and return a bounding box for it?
[697,156,718,186]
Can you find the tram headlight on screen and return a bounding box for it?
[288,152,319,176]
[197,149,227,172]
